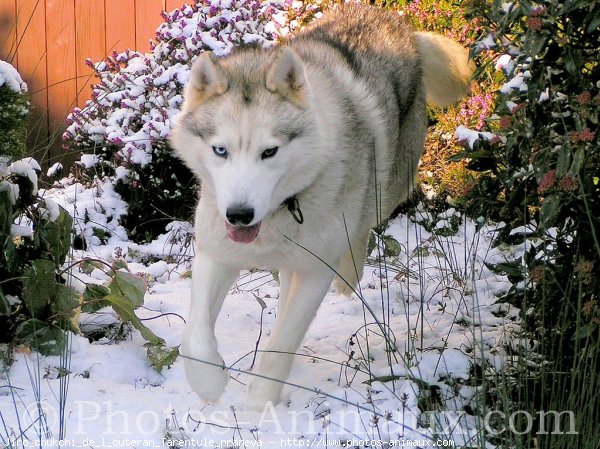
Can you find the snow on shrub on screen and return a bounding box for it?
[63,0,294,242]
[45,176,129,252]
[0,60,29,161]
[0,157,78,356]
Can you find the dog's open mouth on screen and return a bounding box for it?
[225,221,262,243]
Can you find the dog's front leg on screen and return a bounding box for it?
[276,268,292,318]
[183,251,240,402]
[247,268,335,409]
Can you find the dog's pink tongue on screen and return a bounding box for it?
[225,222,261,243]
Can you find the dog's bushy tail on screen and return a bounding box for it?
[414,32,475,107]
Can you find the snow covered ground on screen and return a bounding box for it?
[1,204,520,448]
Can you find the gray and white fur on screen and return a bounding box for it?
[170,3,473,409]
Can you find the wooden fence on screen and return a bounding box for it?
[0,0,184,166]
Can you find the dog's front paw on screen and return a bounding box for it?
[182,335,229,402]
[246,377,284,411]
[183,353,228,402]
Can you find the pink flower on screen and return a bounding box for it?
[529,265,545,284]
[577,91,591,105]
[580,128,596,142]
[538,169,557,194]
[570,128,596,143]
[499,115,512,130]
[526,17,542,30]
[559,175,578,192]
[511,103,525,114]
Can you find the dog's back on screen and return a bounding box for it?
[294,4,473,217]
[288,4,450,223]
[295,3,472,107]
[296,3,422,114]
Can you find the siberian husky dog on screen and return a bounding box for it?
[170,3,473,409]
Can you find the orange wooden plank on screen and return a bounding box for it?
[45,0,76,127]
[15,0,47,88]
[0,0,18,63]
[135,0,164,51]
[165,0,183,15]
[15,0,49,154]
[105,0,135,54]
[75,0,105,107]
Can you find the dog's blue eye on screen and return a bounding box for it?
[212,146,228,158]
[261,146,279,160]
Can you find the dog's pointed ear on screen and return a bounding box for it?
[187,52,228,105]
[266,46,307,108]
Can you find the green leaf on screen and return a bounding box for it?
[80,260,102,275]
[52,284,79,321]
[587,8,600,33]
[83,283,111,301]
[448,150,471,162]
[464,150,495,161]
[539,195,561,231]
[568,147,585,176]
[146,343,179,372]
[0,190,12,236]
[81,283,111,313]
[527,35,547,57]
[22,259,57,319]
[44,207,73,266]
[572,323,596,340]
[108,271,147,308]
[270,269,279,285]
[382,235,401,257]
[555,146,571,178]
[563,48,581,76]
[367,231,377,256]
[16,319,67,356]
[111,259,129,272]
[0,289,11,316]
[102,294,164,346]
[4,237,18,273]
[485,261,524,277]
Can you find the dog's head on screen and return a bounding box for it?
[171,47,322,243]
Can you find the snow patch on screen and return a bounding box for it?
[0,60,28,92]
[455,125,499,149]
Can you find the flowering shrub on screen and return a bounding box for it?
[0,60,29,161]
[63,0,294,242]
[402,0,483,45]
[459,1,600,447]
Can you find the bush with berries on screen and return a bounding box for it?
[458,1,600,447]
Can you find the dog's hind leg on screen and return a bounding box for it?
[182,252,239,402]
[247,268,335,409]
[334,229,370,296]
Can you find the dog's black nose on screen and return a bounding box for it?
[226,205,255,226]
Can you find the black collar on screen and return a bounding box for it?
[282,196,304,224]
